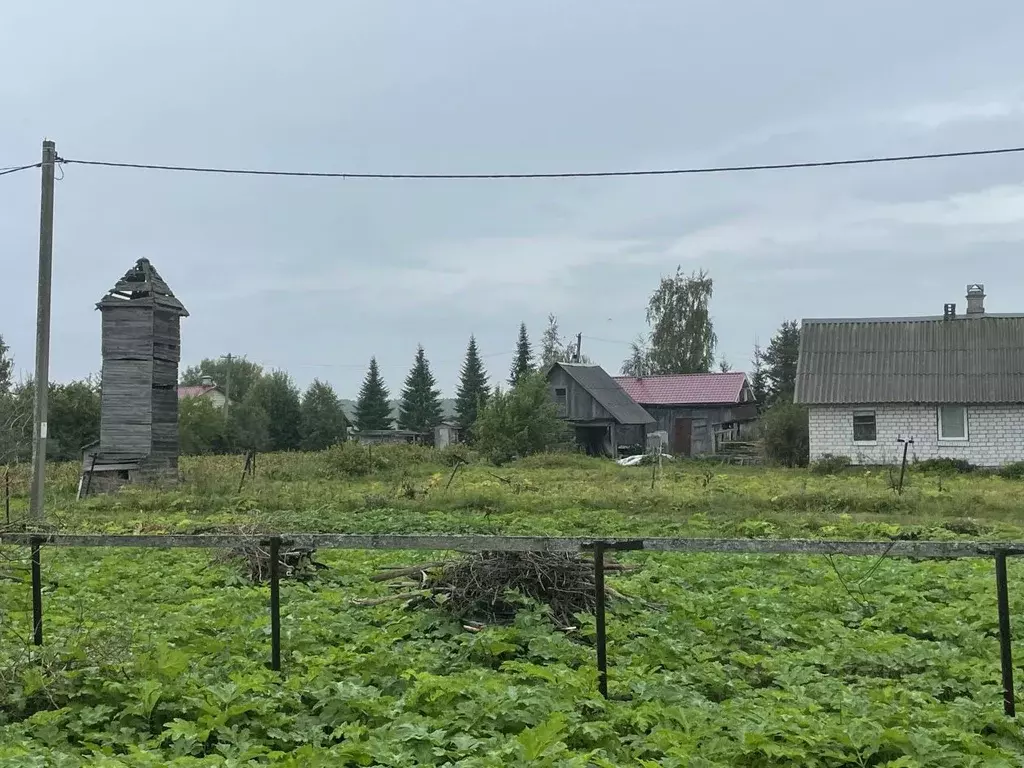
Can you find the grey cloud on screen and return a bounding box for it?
[2,0,1024,396]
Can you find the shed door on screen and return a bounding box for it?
[673,418,693,457]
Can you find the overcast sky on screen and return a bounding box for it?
[2,2,1023,398]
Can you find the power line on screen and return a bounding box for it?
[587,335,638,347]
[245,348,519,372]
[0,163,40,178]
[58,144,1024,180]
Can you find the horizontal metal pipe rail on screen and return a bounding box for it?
[4,532,1024,557]
[2,532,1019,713]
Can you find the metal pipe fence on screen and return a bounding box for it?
[1,533,1020,714]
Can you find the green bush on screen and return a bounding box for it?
[760,403,809,467]
[810,453,850,475]
[320,441,453,477]
[320,442,388,476]
[178,396,227,456]
[474,373,571,466]
[438,443,474,467]
[998,461,1024,480]
[376,442,439,469]
[915,457,978,475]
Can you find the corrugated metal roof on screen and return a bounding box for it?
[795,315,1024,404]
[614,372,747,405]
[554,363,656,425]
[177,385,218,399]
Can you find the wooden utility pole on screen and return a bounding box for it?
[29,139,56,523]
[222,353,233,419]
[574,333,583,363]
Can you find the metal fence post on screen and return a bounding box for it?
[996,552,1015,717]
[587,539,642,699]
[269,536,281,672]
[31,537,43,646]
[593,541,608,698]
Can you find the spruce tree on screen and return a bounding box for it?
[455,335,490,436]
[398,346,444,433]
[750,342,769,407]
[508,322,535,386]
[300,379,349,450]
[763,320,801,404]
[354,357,393,431]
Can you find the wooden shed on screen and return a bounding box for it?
[80,258,188,496]
[545,362,655,458]
[613,372,758,457]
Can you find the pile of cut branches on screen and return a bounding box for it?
[357,551,637,629]
[218,539,327,583]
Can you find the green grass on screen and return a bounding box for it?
[7,447,1024,540]
[3,449,1024,765]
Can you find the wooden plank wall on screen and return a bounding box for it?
[99,358,153,455]
[150,389,179,460]
[101,307,153,359]
[153,309,182,362]
[99,303,184,463]
[548,366,614,423]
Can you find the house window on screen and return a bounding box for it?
[938,405,968,440]
[554,387,567,416]
[853,410,876,443]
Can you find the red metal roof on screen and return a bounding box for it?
[177,384,218,400]
[613,372,747,405]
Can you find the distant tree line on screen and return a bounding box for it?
[1,283,807,465]
[1,332,102,464]
[178,361,348,455]
[347,318,579,462]
[353,313,585,441]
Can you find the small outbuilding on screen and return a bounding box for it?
[80,258,188,496]
[545,362,655,458]
[614,372,758,457]
[352,429,425,446]
[433,421,462,449]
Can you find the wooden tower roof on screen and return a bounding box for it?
[96,258,189,316]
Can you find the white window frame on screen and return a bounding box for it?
[937,405,969,441]
[852,409,877,444]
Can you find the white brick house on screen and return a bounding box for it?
[795,284,1024,467]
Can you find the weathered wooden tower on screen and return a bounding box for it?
[80,258,188,494]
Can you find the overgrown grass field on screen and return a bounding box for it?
[3,447,1024,765]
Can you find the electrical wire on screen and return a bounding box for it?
[587,335,640,347]
[58,144,1024,180]
[0,163,40,178]
[249,348,520,372]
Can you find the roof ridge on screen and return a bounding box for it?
[803,313,1024,324]
[613,371,747,378]
[553,363,655,425]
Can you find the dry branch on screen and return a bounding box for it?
[369,562,447,582]
[213,522,328,583]
[362,550,639,628]
[353,591,426,606]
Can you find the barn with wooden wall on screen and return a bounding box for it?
[614,372,759,457]
[81,258,188,495]
[545,362,655,457]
